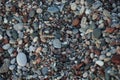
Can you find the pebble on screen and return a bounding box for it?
[29,10,35,17]
[92,1,102,9]
[11,30,18,40]
[10,58,16,64]
[9,65,15,70]
[47,6,59,13]
[95,60,104,66]
[83,72,88,78]
[41,67,48,75]
[93,29,102,39]
[36,8,43,14]
[99,55,106,60]
[72,17,80,27]
[106,52,112,57]
[29,46,35,52]
[16,52,27,66]
[13,23,24,31]
[0,59,10,73]
[2,44,10,50]
[53,39,62,48]
[70,3,77,10]
[0,35,3,40]
[79,6,85,15]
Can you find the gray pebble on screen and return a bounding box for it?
[9,65,15,70]
[13,23,24,31]
[8,48,14,54]
[53,39,62,48]
[2,44,10,50]
[93,28,102,39]
[41,67,48,75]
[16,52,27,66]
[10,58,16,64]
[99,55,106,60]
[29,10,35,17]
[47,6,59,13]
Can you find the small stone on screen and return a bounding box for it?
[9,65,15,70]
[104,58,110,62]
[79,6,85,15]
[106,52,112,57]
[85,9,91,15]
[0,59,10,73]
[10,30,18,40]
[83,72,88,78]
[72,17,80,27]
[10,58,16,64]
[16,52,27,66]
[29,46,35,52]
[105,27,115,33]
[92,13,98,20]
[53,39,61,48]
[13,23,24,31]
[41,67,48,75]
[2,44,10,50]
[33,37,38,43]
[0,47,4,53]
[81,16,87,28]
[111,54,120,65]
[70,3,77,10]
[96,60,104,66]
[36,8,43,14]
[29,10,35,17]
[93,29,102,39]
[0,35,3,40]
[103,10,111,17]
[92,1,102,9]
[47,6,59,13]
[99,55,106,60]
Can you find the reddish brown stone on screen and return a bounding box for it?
[3,38,9,44]
[111,54,120,65]
[73,62,84,70]
[0,47,4,53]
[105,27,115,33]
[72,18,80,27]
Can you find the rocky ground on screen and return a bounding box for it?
[0,0,120,80]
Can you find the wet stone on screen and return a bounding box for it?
[2,44,10,50]
[53,39,62,48]
[93,28,102,39]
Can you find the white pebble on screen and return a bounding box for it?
[9,65,15,70]
[96,60,104,66]
[70,3,77,10]
[16,52,27,66]
[83,72,88,78]
[106,52,111,57]
[36,8,43,13]
[0,35,3,40]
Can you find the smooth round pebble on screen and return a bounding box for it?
[16,52,27,66]
[83,72,88,78]
[53,39,61,48]
[96,60,104,66]
[41,67,48,75]
[106,52,112,57]
[10,58,16,64]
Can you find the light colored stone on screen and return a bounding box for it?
[79,6,85,15]
[106,52,111,57]
[9,65,15,70]
[70,3,77,10]
[36,8,43,13]
[13,23,24,31]
[0,34,3,40]
[83,72,88,78]
[2,44,10,50]
[10,58,16,64]
[99,55,106,60]
[53,39,61,48]
[16,52,27,66]
[96,60,104,66]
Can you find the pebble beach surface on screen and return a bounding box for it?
[0,0,120,80]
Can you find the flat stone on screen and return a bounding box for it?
[96,60,104,66]
[93,29,102,39]
[13,23,24,31]
[2,44,10,50]
[41,67,48,75]
[47,6,59,13]
[10,58,16,64]
[16,52,27,66]
[53,39,61,48]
